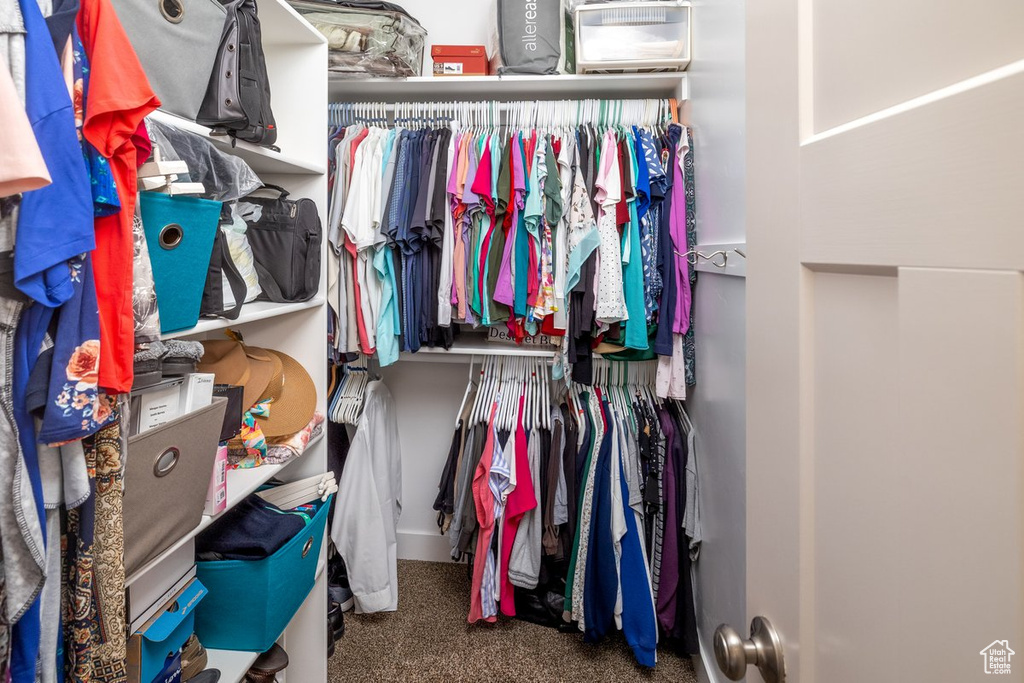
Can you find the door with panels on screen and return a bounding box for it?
[739,1,1024,682]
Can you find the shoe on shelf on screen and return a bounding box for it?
[180,634,208,681]
[132,341,167,389]
[163,340,205,376]
[245,643,288,683]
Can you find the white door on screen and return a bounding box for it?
[742,1,1024,682]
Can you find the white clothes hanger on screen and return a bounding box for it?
[472,355,494,425]
[455,356,477,428]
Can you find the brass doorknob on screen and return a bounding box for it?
[714,616,785,682]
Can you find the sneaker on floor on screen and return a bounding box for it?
[329,584,354,612]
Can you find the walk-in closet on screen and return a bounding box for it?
[320,0,745,679]
[4,0,1020,681]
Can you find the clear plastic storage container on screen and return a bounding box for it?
[574,1,691,73]
[290,0,427,78]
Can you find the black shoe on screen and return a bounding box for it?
[329,600,345,641]
[245,644,288,683]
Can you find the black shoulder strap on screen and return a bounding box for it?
[219,236,249,319]
[254,259,287,303]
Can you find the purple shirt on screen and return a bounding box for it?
[462,144,480,325]
[656,409,680,630]
[493,134,526,306]
[670,144,691,334]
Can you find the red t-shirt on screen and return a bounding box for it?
[77,0,159,392]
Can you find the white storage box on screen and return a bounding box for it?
[575,1,691,73]
[126,539,196,633]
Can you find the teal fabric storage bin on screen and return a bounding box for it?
[139,192,222,334]
[194,495,331,652]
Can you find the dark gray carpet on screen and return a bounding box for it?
[328,560,698,682]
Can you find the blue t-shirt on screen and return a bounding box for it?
[25,27,115,446]
[15,0,94,307]
[74,28,120,217]
[11,0,97,678]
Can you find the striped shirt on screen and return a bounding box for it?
[481,424,511,619]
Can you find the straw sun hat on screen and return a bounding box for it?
[198,340,316,438]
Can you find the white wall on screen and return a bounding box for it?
[380,360,473,561]
[687,0,748,679]
[393,0,493,76]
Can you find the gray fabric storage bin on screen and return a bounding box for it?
[490,0,569,74]
[124,397,228,576]
[110,0,226,120]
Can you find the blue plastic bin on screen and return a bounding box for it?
[194,495,331,652]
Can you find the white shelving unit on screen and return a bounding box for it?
[130,2,330,682]
[398,344,554,363]
[331,66,689,566]
[205,649,261,683]
[148,110,325,176]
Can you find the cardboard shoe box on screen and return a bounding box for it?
[128,578,207,683]
[431,45,488,76]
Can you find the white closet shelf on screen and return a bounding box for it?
[259,0,327,48]
[161,297,326,341]
[147,110,327,176]
[399,342,555,362]
[329,73,689,101]
[126,430,324,587]
[205,649,261,683]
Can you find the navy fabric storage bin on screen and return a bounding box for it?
[194,495,331,651]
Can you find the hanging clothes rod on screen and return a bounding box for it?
[398,346,555,365]
[327,98,678,129]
